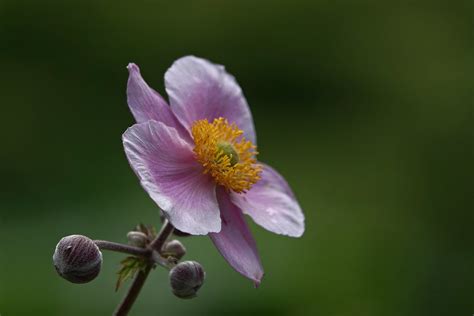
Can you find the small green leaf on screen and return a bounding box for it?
[115,256,148,291]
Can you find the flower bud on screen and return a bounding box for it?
[162,240,186,260]
[53,235,102,284]
[127,231,148,248]
[169,261,205,299]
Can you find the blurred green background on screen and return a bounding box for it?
[0,0,473,315]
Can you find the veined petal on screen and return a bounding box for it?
[127,63,188,138]
[210,187,263,286]
[123,120,221,235]
[165,56,257,144]
[231,164,305,237]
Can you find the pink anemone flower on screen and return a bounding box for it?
[123,56,305,286]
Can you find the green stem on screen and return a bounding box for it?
[94,240,150,257]
[113,220,175,316]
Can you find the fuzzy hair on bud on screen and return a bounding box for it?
[53,235,102,284]
[169,261,205,299]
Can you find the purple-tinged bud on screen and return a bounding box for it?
[169,261,205,299]
[53,235,102,284]
[162,240,186,260]
[127,231,148,248]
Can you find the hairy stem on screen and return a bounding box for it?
[94,240,150,257]
[114,264,152,316]
[113,219,175,316]
[150,219,175,252]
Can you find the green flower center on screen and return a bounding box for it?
[216,141,239,166]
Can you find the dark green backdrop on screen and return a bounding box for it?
[1,1,473,315]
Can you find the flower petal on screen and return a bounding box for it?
[209,187,264,286]
[165,56,257,144]
[123,120,221,235]
[127,63,188,137]
[231,164,305,237]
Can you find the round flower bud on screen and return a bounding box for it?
[162,240,186,260]
[53,235,102,284]
[127,231,148,248]
[169,261,205,299]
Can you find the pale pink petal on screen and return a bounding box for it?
[210,188,264,286]
[126,63,189,139]
[123,121,221,235]
[164,56,257,144]
[231,164,305,237]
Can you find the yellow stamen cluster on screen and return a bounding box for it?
[192,117,261,193]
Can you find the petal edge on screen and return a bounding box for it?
[165,56,256,144]
[126,63,190,141]
[232,164,305,237]
[210,187,264,286]
[123,121,221,235]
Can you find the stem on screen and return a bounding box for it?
[114,264,152,316]
[94,240,150,258]
[149,219,175,252]
[113,219,175,316]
